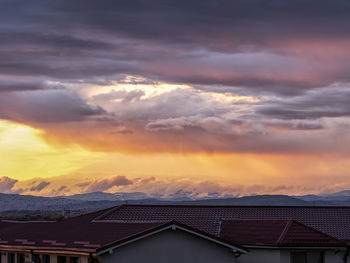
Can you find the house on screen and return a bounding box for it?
[220,219,348,263]
[0,205,350,263]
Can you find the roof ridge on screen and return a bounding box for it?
[97,204,350,209]
[277,219,293,244]
[56,206,115,223]
[96,220,247,255]
[92,205,124,222]
[222,219,293,222]
[0,220,56,223]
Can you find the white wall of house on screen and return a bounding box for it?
[324,250,348,263]
[102,229,240,263]
[237,248,281,263]
[0,244,347,263]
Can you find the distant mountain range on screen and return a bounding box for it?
[0,191,350,214]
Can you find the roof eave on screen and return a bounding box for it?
[244,244,348,250]
[96,222,247,256]
[0,245,96,255]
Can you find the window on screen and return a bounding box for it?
[69,257,78,263]
[32,254,40,263]
[42,255,50,263]
[57,256,66,263]
[8,253,15,263]
[291,252,324,263]
[17,254,25,263]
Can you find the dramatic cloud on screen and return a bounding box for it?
[23,83,346,155]
[257,86,350,120]
[1,0,350,93]
[7,148,350,198]
[1,0,350,196]
[0,78,50,92]
[0,175,314,198]
[0,89,105,123]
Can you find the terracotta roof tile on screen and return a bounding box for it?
[95,205,350,241]
[0,218,245,253]
[1,205,349,251]
[0,219,167,251]
[220,219,347,247]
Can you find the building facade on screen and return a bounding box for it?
[1,205,350,263]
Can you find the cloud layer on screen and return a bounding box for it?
[0,0,349,155]
[0,177,18,193]
[2,0,350,92]
[1,0,350,195]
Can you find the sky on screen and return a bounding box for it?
[1,0,350,198]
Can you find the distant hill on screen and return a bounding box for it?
[175,195,310,206]
[60,192,121,201]
[322,190,350,197]
[1,192,350,219]
[0,193,120,211]
[297,193,350,203]
[61,191,150,201]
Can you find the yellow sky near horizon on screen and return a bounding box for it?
[2,118,350,197]
[0,119,97,180]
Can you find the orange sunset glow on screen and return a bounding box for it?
[1,0,350,200]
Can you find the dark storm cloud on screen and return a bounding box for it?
[1,0,350,155]
[0,80,44,92]
[0,53,135,80]
[257,87,350,120]
[1,0,350,93]
[0,77,63,92]
[51,0,350,48]
[0,90,106,123]
[1,32,112,50]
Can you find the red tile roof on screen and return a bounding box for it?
[220,219,347,247]
[0,210,245,253]
[0,219,166,252]
[0,209,162,251]
[94,205,350,241]
[1,205,349,252]
[95,220,247,255]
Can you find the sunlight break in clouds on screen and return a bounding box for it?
[0,120,97,180]
[1,0,350,197]
[83,75,190,99]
